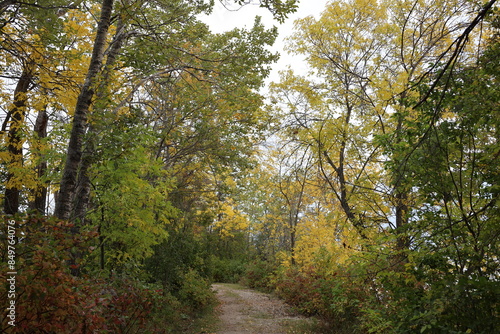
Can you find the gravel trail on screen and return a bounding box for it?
[212,283,310,334]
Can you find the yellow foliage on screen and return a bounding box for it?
[212,199,250,238]
[293,207,366,271]
[0,6,102,207]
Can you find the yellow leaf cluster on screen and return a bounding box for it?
[212,199,250,238]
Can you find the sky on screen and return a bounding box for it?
[200,0,329,85]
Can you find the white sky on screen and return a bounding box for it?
[200,1,329,86]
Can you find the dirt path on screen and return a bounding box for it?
[212,283,312,334]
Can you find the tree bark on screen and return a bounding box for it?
[72,19,126,223]
[3,67,32,215]
[54,0,114,221]
[392,112,410,265]
[29,107,49,214]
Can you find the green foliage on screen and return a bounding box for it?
[371,265,500,334]
[206,255,246,283]
[177,269,217,311]
[145,228,206,289]
[241,0,299,23]
[369,27,500,334]
[88,147,175,270]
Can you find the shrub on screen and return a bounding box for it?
[0,216,186,333]
[206,255,246,283]
[176,269,217,311]
[365,267,500,334]
[1,217,95,332]
[274,265,367,333]
[274,267,322,315]
[241,258,276,291]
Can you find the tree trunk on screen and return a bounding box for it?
[393,113,410,264]
[290,219,296,265]
[54,0,114,221]
[72,19,126,222]
[395,191,409,249]
[29,107,49,214]
[3,67,32,215]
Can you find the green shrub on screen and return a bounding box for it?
[365,268,500,334]
[207,255,246,283]
[177,269,217,311]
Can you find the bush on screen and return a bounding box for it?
[241,258,277,291]
[1,217,93,332]
[0,216,187,333]
[274,266,366,331]
[176,269,217,311]
[206,255,246,283]
[365,267,500,334]
[274,267,321,315]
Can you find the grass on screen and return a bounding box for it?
[215,283,245,299]
[216,282,247,290]
[251,311,274,319]
[281,317,332,334]
[180,300,221,334]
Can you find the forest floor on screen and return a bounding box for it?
[211,283,322,334]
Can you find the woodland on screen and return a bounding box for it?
[0,0,499,333]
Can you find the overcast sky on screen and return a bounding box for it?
[200,1,329,85]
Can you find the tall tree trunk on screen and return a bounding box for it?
[289,216,296,265]
[72,19,126,222]
[54,0,114,221]
[3,67,32,215]
[393,111,410,264]
[395,191,409,249]
[29,107,49,214]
